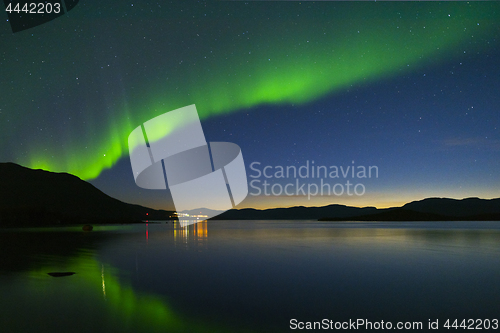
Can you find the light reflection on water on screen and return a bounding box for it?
[1,221,500,332]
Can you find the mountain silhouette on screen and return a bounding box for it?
[1,163,498,225]
[402,197,500,217]
[214,205,379,220]
[319,208,456,221]
[215,197,500,221]
[0,163,174,226]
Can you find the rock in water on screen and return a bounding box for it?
[48,272,76,277]
[82,224,93,231]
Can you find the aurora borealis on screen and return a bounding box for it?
[1,1,499,209]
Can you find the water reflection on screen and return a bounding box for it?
[1,221,500,333]
[174,220,208,250]
[101,264,106,300]
[0,227,250,333]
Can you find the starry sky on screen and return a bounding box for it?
[1,1,499,210]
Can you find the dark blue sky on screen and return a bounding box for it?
[1,1,499,210]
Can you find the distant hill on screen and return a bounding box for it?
[319,208,457,222]
[1,163,498,225]
[317,197,500,221]
[402,197,500,217]
[214,197,500,221]
[214,205,379,220]
[0,163,175,226]
[180,208,225,217]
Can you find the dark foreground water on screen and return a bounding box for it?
[1,221,500,332]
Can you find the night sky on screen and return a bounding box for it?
[1,1,499,210]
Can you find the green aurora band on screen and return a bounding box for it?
[24,3,498,179]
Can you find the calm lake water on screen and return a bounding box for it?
[1,220,500,332]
